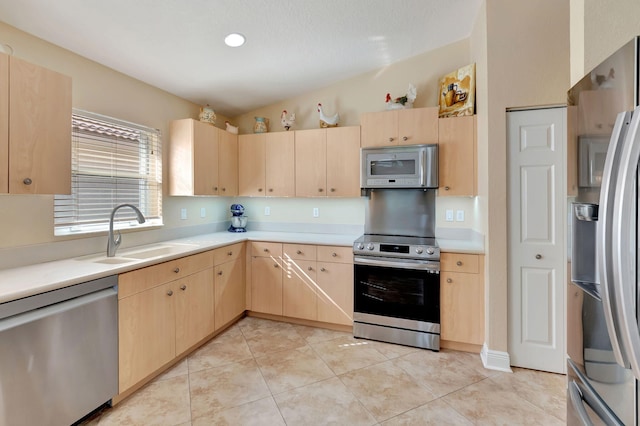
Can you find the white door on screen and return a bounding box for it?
[507,107,566,374]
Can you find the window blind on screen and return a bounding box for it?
[54,110,163,236]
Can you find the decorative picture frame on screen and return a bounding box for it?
[438,63,476,118]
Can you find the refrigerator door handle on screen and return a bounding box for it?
[597,110,632,368]
[612,105,640,380]
[568,381,595,426]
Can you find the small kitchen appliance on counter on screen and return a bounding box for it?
[228,204,248,232]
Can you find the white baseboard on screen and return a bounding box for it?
[481,343,513,372]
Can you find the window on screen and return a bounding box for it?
[54,110,162,236]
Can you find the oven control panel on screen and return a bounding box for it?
[353,240,439,260]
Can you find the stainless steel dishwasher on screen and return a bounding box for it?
[0,275,118,425]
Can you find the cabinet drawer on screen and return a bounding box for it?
[317,245,353,264]
[118,251,214,299]
[251,241,282,257]
[441,253,479,273]
[213,242,244,265]
[283,243,316,261]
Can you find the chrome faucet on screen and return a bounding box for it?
[107,204,146,257]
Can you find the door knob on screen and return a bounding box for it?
[173,267,180,273]
[180,284,187,291]
[447,278,453,283]
[456,261,462,266]
[218,271,223,276]
[167,290,173,296]
[535,254,542,260]
[444,186,450,191]
[23,178,32,185]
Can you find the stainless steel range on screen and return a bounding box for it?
[353,185,441,351]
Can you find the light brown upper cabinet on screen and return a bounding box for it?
[1,53,71,194]
[218,129,239,196]
[438,115,477,196]
[238,132,294,197]
[170,118,238,196]
[360,107,438,147]
[295,126,361,197]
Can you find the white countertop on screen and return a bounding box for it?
[0,231,483,304]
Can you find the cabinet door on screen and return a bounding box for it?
[215,256,246,330]
[440,271,484,345]
[397,107,439,145]
[438,115,476,196]
[283,259,317,320]
[295,129,326,197]
[0,52,7,193]
[251,256,283,315]
[265,132,295,196]
[218,129,238,196]
[326,126,361,197]
[360,110,398,147]
[174,269,215,355]
[9,56,71,195]
[118,282,176,392]
[193,120,219,195]
[317,262,353,325]
[239,134,266,196]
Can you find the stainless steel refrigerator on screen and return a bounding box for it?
[567,36,640,425]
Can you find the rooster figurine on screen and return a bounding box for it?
[317,103,339,128]
[280,110,296,131]
[385,84,417,110]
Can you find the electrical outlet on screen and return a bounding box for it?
[200,207,206,218]
[445,209,454,222]
[313,207,319,218]
[264,206,271,216]
[180,208,187,220]
[456,210,465,222]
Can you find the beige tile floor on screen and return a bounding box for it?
[85,317,567,425]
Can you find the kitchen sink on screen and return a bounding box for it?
[121,244,196,259]
[76,243,200,264]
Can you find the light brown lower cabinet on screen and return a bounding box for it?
[440,253,485,346]
[251,242,353,326]
[118,267,214,393]
[214,243,246,330]
[118,244,247,396]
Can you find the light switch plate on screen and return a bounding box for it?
[200,207,206,218]
[313,207,319,218]
[264,206,271,216]
[456,210,465,222]
[445,209,454,222]
[180,208,187,220]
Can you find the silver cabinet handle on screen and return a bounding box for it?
[447,278,453,283]
[535,254,542,260]
[332,252,337,257]
[444,186,450,191]
[180,284,187,291]
[456,261,462,266]
[23,178,32,185]
[173,267,180,273]
[167,290,173,296]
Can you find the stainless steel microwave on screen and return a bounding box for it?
[361,144,438,189]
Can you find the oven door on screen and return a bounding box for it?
[353,256,439,325]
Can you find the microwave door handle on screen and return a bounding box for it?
[612,105,640,380]
[597,110,633,368]
[419,149,426,186]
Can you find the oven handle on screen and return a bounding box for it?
[354,256,440,272]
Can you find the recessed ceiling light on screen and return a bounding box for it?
[224,33,245,47]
